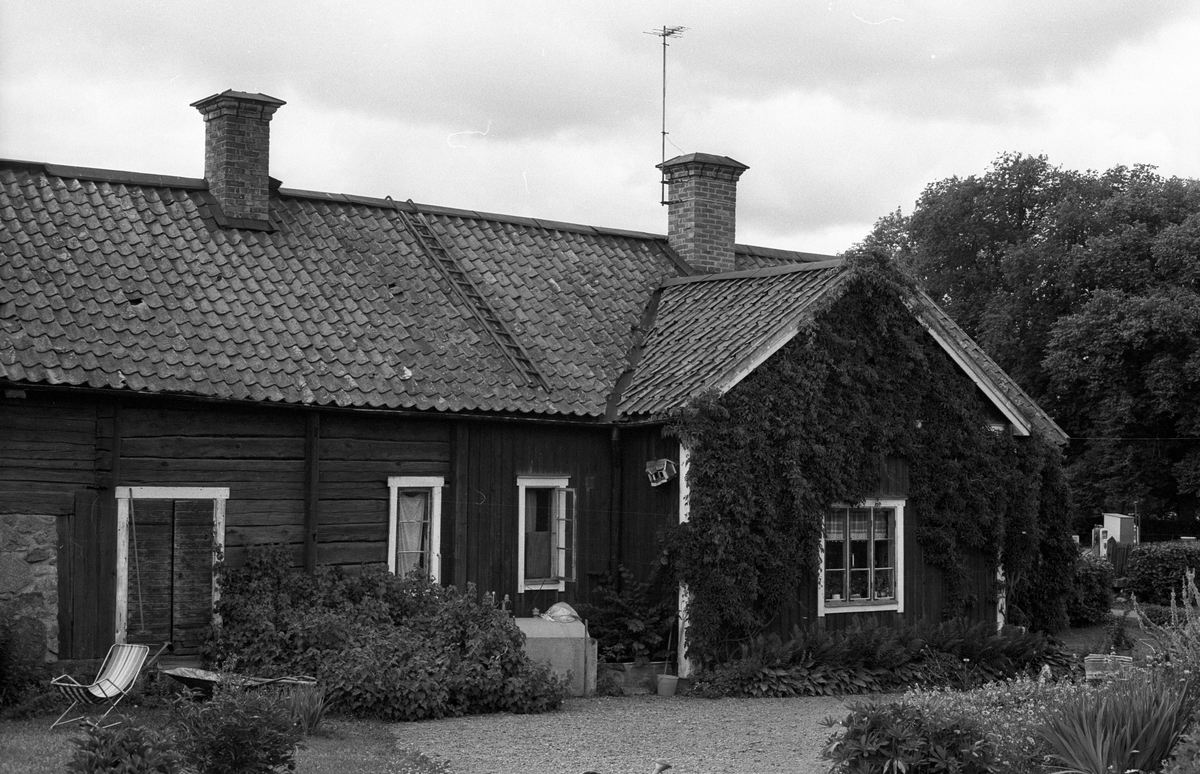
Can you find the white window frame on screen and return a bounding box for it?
[818,498,905,617]
[517,476,574,592]
[114,486,229,645]
[387,476,444,583]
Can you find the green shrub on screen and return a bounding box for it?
[171,686,302,774]
[1126,541,1200,606]
[1135,569,1200,682]
[1068,553,1114,627]
[1136,602,1176,628]
[205,545,566,720]
[821,700,1001,773]
[693,619,1073,697]
[904,678,1106,773]
[1164,725,1200,774]
[575,565,675,663]
[0,601,49,709]
[66,717,183,774]
[1039,671,1196,774]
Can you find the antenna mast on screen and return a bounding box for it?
[645,24,687,205]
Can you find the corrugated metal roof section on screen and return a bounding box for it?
[0,163,685,416]
[617,262,849,418]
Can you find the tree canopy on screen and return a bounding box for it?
[884,153,1200,526]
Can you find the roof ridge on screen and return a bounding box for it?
[660,259,844,287]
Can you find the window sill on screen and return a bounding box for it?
[821,601,899,616]
[520,579,566,592]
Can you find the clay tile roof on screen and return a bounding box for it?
[616,261,848,418]
[0,160,684,417]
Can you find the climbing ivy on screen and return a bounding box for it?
[664,250,1076,665]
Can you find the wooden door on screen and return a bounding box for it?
[125,499,214,654]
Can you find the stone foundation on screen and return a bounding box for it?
[0,514,59,662]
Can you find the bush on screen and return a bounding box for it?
[1136,602,1176,628]
[1126,541,1200,606]
[904,678,1106,773]
[1068,553,1114,627]
[66,717,183,774]
[693,619,1074,698]
[0,601,49,709]
[1039,671,1197,774]
[171,686,302,774]
[205,545,566,720]
[575,565,675,663]
[1164,725,1200,774]
[821,700,1001,773]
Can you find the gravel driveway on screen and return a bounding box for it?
[393,693,859,774]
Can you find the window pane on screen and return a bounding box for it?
[825,570,845,601]
[874,569,895,600]
[849,509,870,540]
[849,569,870,600]
[873,508,892,540]
[525,488,553,579]
[396,490,430,576]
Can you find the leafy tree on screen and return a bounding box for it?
[890,154,1200,526]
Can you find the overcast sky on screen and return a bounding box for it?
[2,1,1198,255]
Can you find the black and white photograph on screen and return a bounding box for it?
[3,2,1200,772]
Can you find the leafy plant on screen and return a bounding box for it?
[693,619,1072,698]
[1038,671,1197,774]
[821,700,1002,773]
[1068,552,1114,627]
[170,685,303,774]
[0,602,48,709]
[288,683,326,736]
[66,717,183,774]
[576,566,675,663]
[1163,725,1200,774]
[205,546,566,720]
[1127,541,1200,606]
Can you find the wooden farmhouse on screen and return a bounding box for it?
[0,91,1067,667]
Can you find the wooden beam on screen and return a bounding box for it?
[304,412,320,573]
[452,422,469,589]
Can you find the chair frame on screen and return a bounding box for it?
[50,643,152,729]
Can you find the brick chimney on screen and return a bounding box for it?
[657,153,749,274]
[191,90,286,225]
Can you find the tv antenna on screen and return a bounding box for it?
[645,25,687,205]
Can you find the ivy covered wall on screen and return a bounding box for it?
[664,253,1076,664]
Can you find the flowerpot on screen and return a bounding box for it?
[656,674,678,697]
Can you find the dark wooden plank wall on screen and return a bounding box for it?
[119,403,307,568]
[316,413,450,568]
[0,392,97,515]
[617,427,679,583]
[0,392,113,658]
[455,421,612,617]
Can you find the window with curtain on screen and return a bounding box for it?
[821,499,904,614]
[387,476,444,582]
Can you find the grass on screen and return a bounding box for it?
[0,705,451,774]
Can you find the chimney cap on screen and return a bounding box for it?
[657,152,748,172]
[190,90,287,111]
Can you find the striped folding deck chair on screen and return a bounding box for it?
[50,643,150,729]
